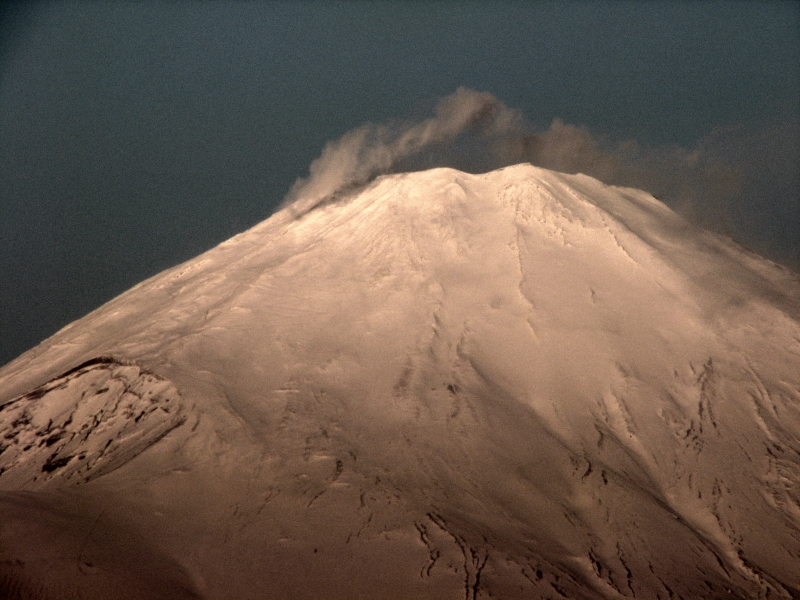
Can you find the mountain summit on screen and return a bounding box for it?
[2,164,799,599]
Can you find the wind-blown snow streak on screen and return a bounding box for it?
[1,165,799,599]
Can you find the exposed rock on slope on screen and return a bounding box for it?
[0,357,186,489]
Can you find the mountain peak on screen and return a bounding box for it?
[2,165,799,599]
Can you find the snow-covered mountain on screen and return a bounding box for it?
[1,164,799,600]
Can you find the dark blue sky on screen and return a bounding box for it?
[1,1,799,366]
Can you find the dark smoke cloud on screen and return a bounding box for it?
[514,119,745,233]
[287,88,799,269]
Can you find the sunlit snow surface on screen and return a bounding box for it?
[1,165,799,599]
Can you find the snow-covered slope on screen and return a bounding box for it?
[1,164,799,600]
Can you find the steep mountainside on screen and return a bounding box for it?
[1,164,799,599]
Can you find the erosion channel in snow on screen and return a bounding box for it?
[1,164,799,599]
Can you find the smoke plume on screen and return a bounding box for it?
[286,88,798,269]
[283,88,522,215]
